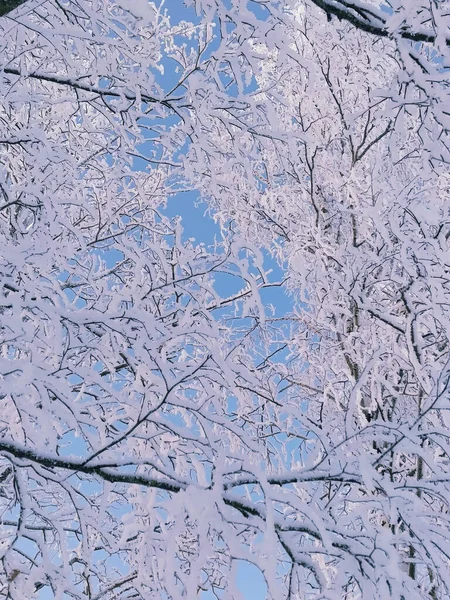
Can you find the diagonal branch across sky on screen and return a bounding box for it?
[1,0,449,47]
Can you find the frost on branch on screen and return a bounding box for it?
[1,0,450,599]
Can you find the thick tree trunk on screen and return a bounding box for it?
[0,0,29,17]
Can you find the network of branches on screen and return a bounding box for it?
[1,1,450,599]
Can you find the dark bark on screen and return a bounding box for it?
[1,0,448,50]
[3,66,176,109]
[310,0,449,46]
[0,0,29,17]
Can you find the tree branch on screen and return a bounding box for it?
[0,0,28,17]
[3,67,177,110]
[309,0,450,46]
[0,439,184,493]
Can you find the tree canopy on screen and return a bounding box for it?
[1,1,450,599]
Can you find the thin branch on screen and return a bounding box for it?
[0,439,184,493]
[0,0,28,17]
[309,0,450,46]
[3,67,179,111]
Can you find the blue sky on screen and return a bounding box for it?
[157,5,289,595]
[135,2,292,595]
[137,2,293,597]
[163,193,288,600]
[28,1,294,598]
